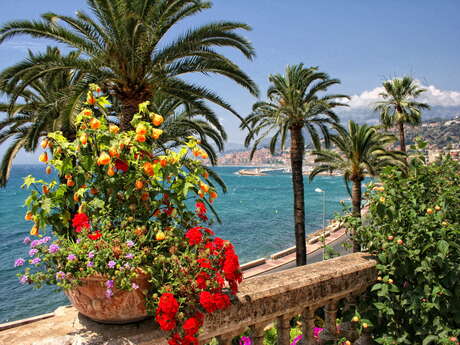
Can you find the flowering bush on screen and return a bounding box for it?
[15,86,242,344]
[342,156,460,345]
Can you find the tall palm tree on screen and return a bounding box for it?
[242,64,349,266]
[374,76,430,153]
[309,120,405,251]
[0,48,85,186]
[0,0,258,130]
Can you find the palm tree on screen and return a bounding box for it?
[0,48,85,186]
[242,64,349,266]
[0,0,258,130]
[309,120,405,251]
[374,76,430,153]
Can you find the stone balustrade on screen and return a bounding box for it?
[0,252,377,345]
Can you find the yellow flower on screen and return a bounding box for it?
[156,231,166,241]
[379,196,385,203]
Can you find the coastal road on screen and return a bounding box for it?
[261,233,352,274]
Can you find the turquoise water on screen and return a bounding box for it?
[0,165,351,323]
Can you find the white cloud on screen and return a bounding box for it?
[344,81,460,109]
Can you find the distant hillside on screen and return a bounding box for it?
[397,117,460,148]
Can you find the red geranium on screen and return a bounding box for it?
[71,213,90,233]
[158,293,179,315]
[197,258,212,270]
[182,314,203,335]
[114,159,129,172]
[185,227,203,246]
[156,313,177,331]
[87,230,102,240]
[195,271,210,289]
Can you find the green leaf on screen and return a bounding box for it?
[437,240,449,257]
[422,335,438,345]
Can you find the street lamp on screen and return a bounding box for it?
[315,187,326,260]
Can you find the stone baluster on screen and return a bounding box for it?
[325,301,338,336]
[251,322,269,345]
[301,308,316,345]
[277,315,291,345]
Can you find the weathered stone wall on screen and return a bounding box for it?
[0,253,376,345]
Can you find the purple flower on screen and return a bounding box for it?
[87,261,94,268]
[88,251,95,259]
[30,240,40,248]
[125,253,134,259]
[28,248,38,257]
[239,336,252,345]
[76,238,81,244]
[105,280,114,289]
[23,237,31,245]
[123,262,131,269]
[41,236,51,244]
[56,271,65,280]
[19,275,29,284]
[105,289,113,298]
[107,260,116,269]
[48,244,60,253]
[290,335,303,345]
[131,283,139,290]
[14,258,25,267]
[313,327,324,338]
[126,240,135,248]
[31,257,41,265]
[67,254,77,261]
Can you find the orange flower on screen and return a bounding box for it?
[30,225,39,236]
[141,192,150,201]
[160,159,167,168]
[151,113,164,127]
[200,183,209,193]
[90,188,98,195]
[210,191,218,199]
[42,185,49,194]
[66,179,75,187]
[192,149,200,157]
[80,133,88,145]
[201,152,208,159]
[136,124,148,135]
[73,193,80,202]
[135,134,146,142]
[151,128,163,140]
[109,124,120,134]
[89,118,101,130]
[40,139,49,149]
[109,148,119,158]
[83,109,92,117]
[24,212,33,221]
[87,95,96,105]
[97,152,111,165]
[107,165,115,177]
[39,152,48,163]
[156,231,166,241]
[135,180,144,190]
[143,162,154,176]
[45,166,52,175]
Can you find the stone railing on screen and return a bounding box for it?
[0,252,377,345]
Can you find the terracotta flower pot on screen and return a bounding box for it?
[65,272,150,324]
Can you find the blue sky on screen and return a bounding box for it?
[1,0,460,163]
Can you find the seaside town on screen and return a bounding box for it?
[218,116,460,168]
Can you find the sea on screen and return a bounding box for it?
[0,165,352,323]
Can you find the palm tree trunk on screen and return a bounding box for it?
[398,122,406,153]
[351,179,362,252]
[120,100,141,131]
[290,125,307,266]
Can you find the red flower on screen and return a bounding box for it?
[199,291,231,313]
[199,291,216,313]
[223,247,242,294]
[182,315,202,336]
[88,230,102,240]
[195,271,210,289]
[182,335,198,345]
[156,313,177,331]
[213,293,231,310]
[168,333,182,345]
[72,213,90,233]
[185,227,203,246]
[197,258,212,270]
[158,293,179,315]
[114,159,128,172]
[195,201,206,214]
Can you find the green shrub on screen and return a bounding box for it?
[349,157,460,344]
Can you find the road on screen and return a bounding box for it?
[261,234,352,275]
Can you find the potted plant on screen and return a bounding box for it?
[14,85,242,344]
